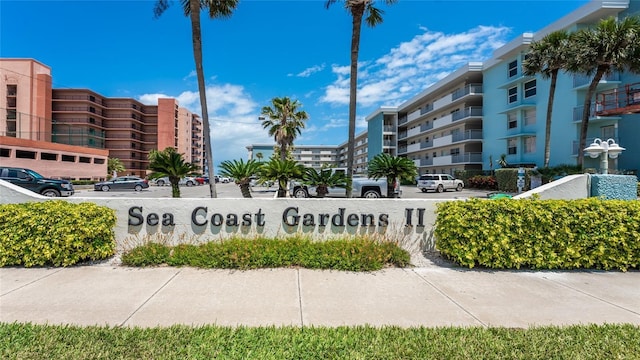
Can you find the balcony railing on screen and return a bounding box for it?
[452,129,483,142]
[573,72,620,88]
[452,83,483,101]
[452,152,483,163]
[398,115,408,125]
[452,106,483,121]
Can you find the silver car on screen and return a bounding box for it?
[417,174,464,193]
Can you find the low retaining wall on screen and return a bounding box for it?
[0,180,446,257]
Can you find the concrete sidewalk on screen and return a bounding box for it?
[1,265,639,328]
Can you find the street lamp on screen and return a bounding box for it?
[583,138,625,175]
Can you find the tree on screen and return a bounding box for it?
[260,97,309,162]
[148,147,199,198]
[154,0,239,198]
[367,153,417,198]
[302,168,347,198]
[523,30,571,168]
[218,159,262,198]
[255,152,264,162]
[259,158,305,198]
[326,0,396,197]
[107,158,125,178]
[565,16,640,167]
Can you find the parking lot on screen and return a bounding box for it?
[74,182,494,199]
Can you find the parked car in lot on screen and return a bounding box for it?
[94,176,149,192]
[152,176,198,187]
[289,168,399,198]
[417,174,464,193]
[0,166,74,197]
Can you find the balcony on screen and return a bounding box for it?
[432,152,482,166]
[573,105,621,123]
[573,72,620,89]
[452,129,483,143]
[452,83,483,101]
[398,115,408,125]
[452,106,483,121]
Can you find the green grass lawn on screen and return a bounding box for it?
[2,323,639,359]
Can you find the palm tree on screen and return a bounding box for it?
[367,153,417,198]
[523,30,571,168]
[153,0,239,198]
[302,168,346,198]
[255,152,264,162]
[148,147,200,198]
[259,158,305,198]
[326,0,397,197]
[218,159,262,198]
[565,16,640,167]
[107,157,125,178]
[261,97,309,162]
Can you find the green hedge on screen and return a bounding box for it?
[0,201,116,267]
[435,198,640,271]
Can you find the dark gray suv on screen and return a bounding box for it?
[0,167,74,197]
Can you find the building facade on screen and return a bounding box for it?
[0,58,204,179]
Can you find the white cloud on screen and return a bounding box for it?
[291,64,326,77]
[320,25,511,112]
[138,83,272,166]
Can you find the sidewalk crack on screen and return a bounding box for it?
[119,269,182,327]
[297,269,305,327]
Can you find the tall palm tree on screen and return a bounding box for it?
[107,157,125,178]
[326,0,397,197]
[148,147,199,198]
[523,30,571,168]
[154,0,239,198]
[261,97,309,162]
[218,158,262,198]
[259,158,305,198]
[565,16,640,167]
[367,153,417,198]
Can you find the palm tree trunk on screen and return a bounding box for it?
[578,67,606,167]
[346,4,364,198]
[189,0,217,198]
[239,184,252,198]
[544,71,558,168]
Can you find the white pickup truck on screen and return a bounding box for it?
[289,168,400,198]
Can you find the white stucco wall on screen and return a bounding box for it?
[0,180,448,257]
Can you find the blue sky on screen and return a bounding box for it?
[1,0,589,166]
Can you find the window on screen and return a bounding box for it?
[0,148,10,157]
[94,158,105,164]
[89,117,95,124]
[7,84,17,96]
[507,113,517,129]
[508,139,517,155]
[524,79,537,98]
[450,148,460,156]
[508,87,518,104]
[601,125,615,139]
[79,156,91,163]
[61,155,75,162]
[16,150,36,159]
[508,60,518,77]
[41,152,58,161]
[524,136,536,153]
[524,109,536,125]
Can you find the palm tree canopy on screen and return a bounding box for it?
[154,0,237,18]
[303,168,347,188]
[148,147,199,180]
[259,159,305,183]
[367,153,417,183]
[325,0,396,27]
[523,30,571,79]
[219,159,262,185]
[565,16,640,75]
[107,158,125,174]
[261,97,308,160]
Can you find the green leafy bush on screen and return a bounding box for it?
[122,236,410,271]
[0,201,116,267]
[435,198,640,271]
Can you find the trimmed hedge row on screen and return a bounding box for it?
[435,198,640,271]
[0,201,116,267]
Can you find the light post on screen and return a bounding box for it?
[583,138,625,175]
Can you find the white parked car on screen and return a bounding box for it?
[417,174,464,193]
[152,176,198,187]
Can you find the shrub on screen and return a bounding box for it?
[0,201,116,267]
[435,198,640,271]
[122,236,411,271]
[466,175,498,190]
